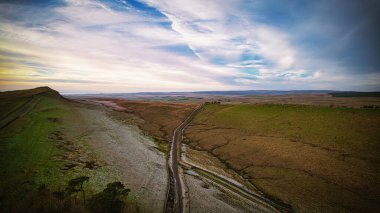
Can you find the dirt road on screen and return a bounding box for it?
[0,97,40,129]
[167,103,293,213]
[78,99,291,212]
[165,104,204,213]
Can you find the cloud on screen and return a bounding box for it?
[0,0,244,93]
[0,0,379,92]
[141,0,305,79]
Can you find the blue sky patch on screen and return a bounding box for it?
[157,44,197,58]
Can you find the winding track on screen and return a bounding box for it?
[165,104,204,213]
[0,97,40,130]
[165,103,293,213]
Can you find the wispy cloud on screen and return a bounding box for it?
[0,0,379,93]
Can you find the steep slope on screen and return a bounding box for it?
[0,87,141,212]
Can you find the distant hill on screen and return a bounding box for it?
[329,92,380,97]
[192,90,337,95]
[71,90,338,98]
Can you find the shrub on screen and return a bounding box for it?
[87,182,130,213]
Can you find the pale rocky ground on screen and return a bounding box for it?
[183,144,274,213]
[186,173,239,213]
[185,173,265,213]
[76,105,167,212]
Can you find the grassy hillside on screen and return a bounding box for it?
[0,87,138,212]
[0,87,75,211]
[0,87,66,186]
[185,103,380,212]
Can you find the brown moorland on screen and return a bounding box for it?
[221,94,380,108]
[184,103,380,212]
[98,99,197,152]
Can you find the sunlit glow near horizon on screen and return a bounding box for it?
[0,0,379,93]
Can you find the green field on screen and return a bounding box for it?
[0,89,74,211]
[0,88,138,212]
[185,103,380,212]
[0,90,67,186]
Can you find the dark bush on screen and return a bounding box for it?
[66,176,89,205]
[88,182,130,213]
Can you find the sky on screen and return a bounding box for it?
[0,0,379,93]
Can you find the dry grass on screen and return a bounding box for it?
[185,103,380,212]
[111,99,196,144]
[226,94,380,108]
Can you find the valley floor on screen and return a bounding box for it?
[72,102,168,211]
[2,87,379,213]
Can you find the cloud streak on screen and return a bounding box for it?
[0,0,379,93]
